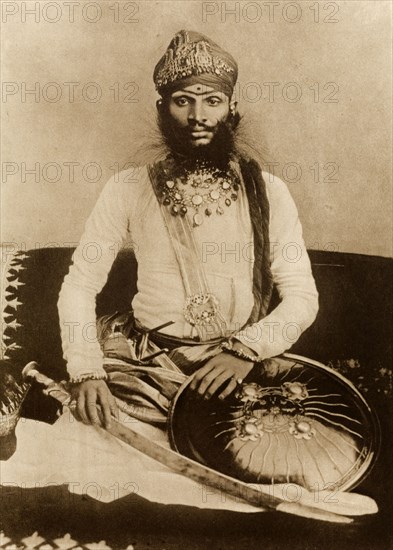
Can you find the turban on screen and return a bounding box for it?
[153,30,238,97]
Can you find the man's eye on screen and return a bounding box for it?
[206,97,221,106]
[175,97,189,106]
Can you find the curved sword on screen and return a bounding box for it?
[22,362,377,523]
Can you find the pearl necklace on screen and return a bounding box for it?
[161,163,241,227]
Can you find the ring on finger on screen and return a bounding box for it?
[231,375,243,385]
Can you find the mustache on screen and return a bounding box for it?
[187,121,215,130]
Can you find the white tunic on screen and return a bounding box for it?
[57,165,319,381]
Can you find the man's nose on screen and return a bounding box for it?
[188,101,207,124]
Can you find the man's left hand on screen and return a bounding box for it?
[190,347,255,400]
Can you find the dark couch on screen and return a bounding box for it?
[2,247,391,390]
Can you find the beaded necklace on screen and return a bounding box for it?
[160,161,241,227]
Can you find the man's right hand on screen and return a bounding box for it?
[70,379,118,429]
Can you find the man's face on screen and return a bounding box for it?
[167,84,233,148]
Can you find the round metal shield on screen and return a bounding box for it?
[168,353,380,492]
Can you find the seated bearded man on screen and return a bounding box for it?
[57,30,319,431]
[2,32,378,516]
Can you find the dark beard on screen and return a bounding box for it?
[157,108,241,170]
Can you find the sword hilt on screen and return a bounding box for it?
[22,361,72,406]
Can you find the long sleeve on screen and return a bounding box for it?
[57,175,131,381]
[235,173,319,358]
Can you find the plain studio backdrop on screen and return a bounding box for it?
[1,0,392,258]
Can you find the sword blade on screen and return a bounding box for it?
[106,419,351,523]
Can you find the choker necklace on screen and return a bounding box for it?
[160,162,241,227]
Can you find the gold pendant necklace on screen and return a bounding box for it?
[161,163,241,227]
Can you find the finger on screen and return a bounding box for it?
[76,392,89,425]
[86,391,101,425]
[189,362,216,391]
[101,401,112,429]
[218,377,238,400]
[97,389,113,429]
[204,372,234,399]
[189,355,226,390]
[196,367,226,396]
[109,395,119,421]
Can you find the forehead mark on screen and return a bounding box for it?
[170,82,229,97]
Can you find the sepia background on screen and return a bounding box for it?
[1,3,392,549]
[1,0,392,257]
